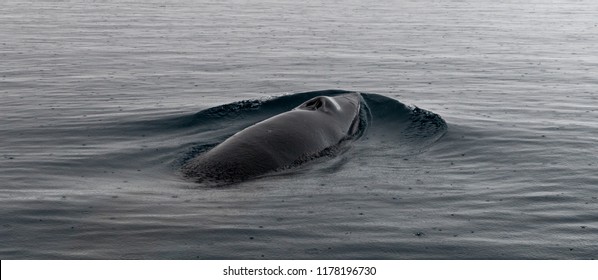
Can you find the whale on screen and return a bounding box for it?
[182,92,363,183]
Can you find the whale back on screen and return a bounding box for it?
[182,93,362,183]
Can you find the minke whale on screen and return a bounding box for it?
[182,92,364,183]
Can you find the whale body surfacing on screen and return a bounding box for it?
[182,92,363,183]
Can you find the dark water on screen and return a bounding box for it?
[1,0,597,259]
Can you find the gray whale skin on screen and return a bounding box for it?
[183,92,362,183]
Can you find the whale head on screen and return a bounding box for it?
[296,92,362,136]
[183,92,365,184]
[297,92,360,113]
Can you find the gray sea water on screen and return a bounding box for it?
[1,0,597,259]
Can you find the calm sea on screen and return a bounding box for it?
[1,0,597,259]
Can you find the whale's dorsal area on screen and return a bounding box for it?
[182,92,363,184]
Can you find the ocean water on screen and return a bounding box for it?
[1,0,597,259]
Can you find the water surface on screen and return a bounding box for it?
[1,0,597,259]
